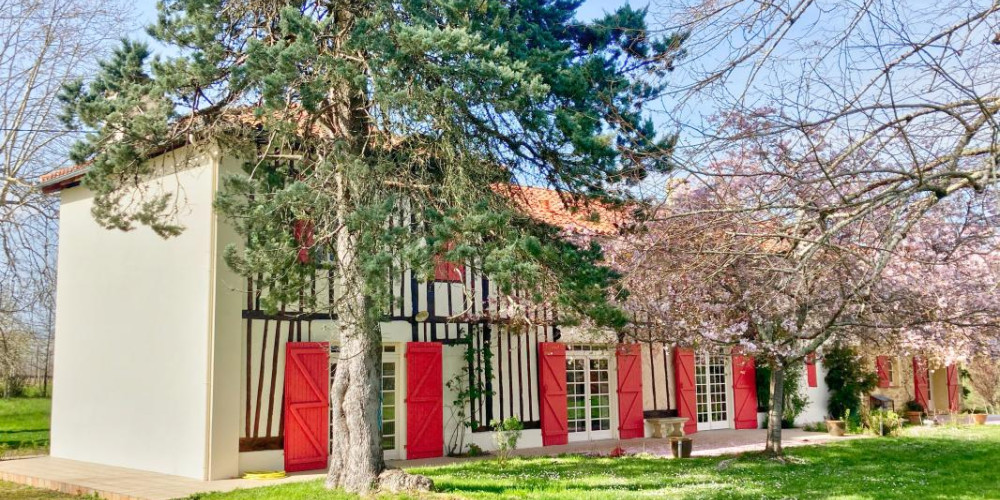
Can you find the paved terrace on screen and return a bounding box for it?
[0,426,938,500]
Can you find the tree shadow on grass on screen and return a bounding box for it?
[411,428,1000,499]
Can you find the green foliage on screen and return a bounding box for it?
[800,421,827,433]
[903,400,924,413]
[866,409,903,437]
[445,337,496,455]
[823,344,878,419]
[756,362,808,427]
[843,408,863,434]
[491,416,523,468]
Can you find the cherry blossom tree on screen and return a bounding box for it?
[614,127,1000,454]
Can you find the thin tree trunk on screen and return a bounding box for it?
[765,362,785,456]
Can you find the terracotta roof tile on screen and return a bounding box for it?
[494,184,629,236]
[39,163,89,183]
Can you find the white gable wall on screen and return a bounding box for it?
[50,146,221,480]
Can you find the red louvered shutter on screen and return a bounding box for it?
[538,342,568,446]
[283,342,330,472]
[946,364,960,413]
[616,344,644,439]
[406,342,443,459]
[674,347,697,435]
[731,351,758,430]
[913,357,930,411]
[805,353,818,388]
[875,356,890,388]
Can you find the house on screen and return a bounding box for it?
[870,355,961,415]
[40,142,776,481]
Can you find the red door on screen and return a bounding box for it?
[946,364,960,412]
[731,351,758,430]
[538,342,568,446]
[913,357,930,411]
[616,344,644,439]
[406,342,443,459]
[283,342,330,472]
[674,347,697,435]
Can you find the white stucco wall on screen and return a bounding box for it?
[50,147,221,480]
[796,360,830,426]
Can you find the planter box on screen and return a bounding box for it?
[826,420,845,437]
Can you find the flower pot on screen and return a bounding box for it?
[905,411,922,425]
[826,420,846,437]
[972,413,988,425]
[670,437,692,459]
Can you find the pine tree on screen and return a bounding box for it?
[60,0,684,492]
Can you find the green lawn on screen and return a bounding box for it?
[190,426,1000,500]
[0,398,51,454]
[0,481,82,500]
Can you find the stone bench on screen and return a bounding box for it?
[646,417,689,438]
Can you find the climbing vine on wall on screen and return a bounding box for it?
[444,329,496,455]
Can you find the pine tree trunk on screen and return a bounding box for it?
[765,363,785,456]
[325,225,385,493]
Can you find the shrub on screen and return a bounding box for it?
[801,421,828,433]
[866,409,903,436]
[466,443,484,457]
[904,399,924,413]
[824,343,878,419]
[492,417,523,467]
[757,362,809,427]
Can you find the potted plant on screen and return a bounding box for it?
[825,417,846,436]
[903,400,923,425]
[971,407,988,426]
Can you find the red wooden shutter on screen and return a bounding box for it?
[538,342,568,446]
[433,242,465,282]
[913,357,930,411]
[875,356,890,388]
[406,342,443,459]
[673,347,697,435]
[946,364,960,412]
[283,342,330,472]
[615,344,644,439]
[731,351,758,430]
[805,353,818,388]
[293,220,314,264]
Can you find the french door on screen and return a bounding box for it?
[330,345,403,459]
[695,352,730,431]
[566,350,613,442]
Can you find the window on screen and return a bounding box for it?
[885,358,895,386]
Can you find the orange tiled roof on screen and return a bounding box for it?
[39,163,88,183]
[495,184,629,236]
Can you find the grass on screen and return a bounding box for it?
[0,398,51,455]
[0,480,84,499]
[189,425,1000,500]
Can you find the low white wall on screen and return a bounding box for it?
[50,147,219,479]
